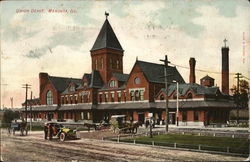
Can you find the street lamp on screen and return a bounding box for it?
[173,80,179,126]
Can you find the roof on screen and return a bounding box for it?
[22,98,40,105]
[112,73,129,82]
[200,75,214,81]
[89,70,103,88]
[160,83,221,97]
[83,73,91,82]
[136,60,185,84]
[91,19,123,51]
[49,76,81,93]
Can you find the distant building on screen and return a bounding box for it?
[21,15,235,126]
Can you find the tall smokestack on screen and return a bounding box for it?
[221,39,229,94]
[189,57,196,84]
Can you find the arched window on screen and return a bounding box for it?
[134,77,140,84]
[110,58,113,69]
[187,93,193,99]
[116,60,119,69]
[173,94,177,99]
[95,59,98,70]
[160,95,164,100]
[100,57,103,69]
[46,90,53,105]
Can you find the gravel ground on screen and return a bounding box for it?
[0,129,246,162]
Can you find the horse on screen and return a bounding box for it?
[83,123,97,132]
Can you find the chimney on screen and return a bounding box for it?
[221,44,229,94]
[39,72,48,98]
[189,57,196,84]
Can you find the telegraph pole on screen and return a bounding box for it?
[235,73,242,124]
[30,91,33,131]
[160,55,171,133]
[22,84,31,122]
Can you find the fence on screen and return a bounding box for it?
[103,133,248,156]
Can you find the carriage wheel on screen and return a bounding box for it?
[59,133,66,142]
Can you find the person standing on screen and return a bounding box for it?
[44,123,48,140]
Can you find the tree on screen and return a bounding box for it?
[1,109,20,127]
[230,79,249,109]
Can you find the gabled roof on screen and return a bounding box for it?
[136,60,185,84]
[112,73,129,82]
[90,19,123,51]
[82,73,91,82]
[200,75,214,81]
[159,83,221,97]
[48,76,81,93]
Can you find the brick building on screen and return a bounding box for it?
[21,16,235,126]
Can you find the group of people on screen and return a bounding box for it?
[44,123,56,140]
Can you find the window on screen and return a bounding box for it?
[111,93,115,102]
[70,85,75,92]
[134,77,140,84]
[109,80,117,87]
[70,96,73,104]
[116,60,119,69]
[187,93,193,99]
[61,96,64,105]
[110,58,113,69]
[182,111,187,121]
[124,92,126,102]
[81,95,84,103]
[139,90,144,101]
[66,96,68,104]
[87,112,90,119]
[101,57,103,69]
[86,94,90,103]
[160,95,164,100]
[81,112,84,120]
[135,90,139,101]
[117,92,121,102]
[75,95,78,104]
[46,90,53,105]
[105,93,108,102]
[83,82,88,87]
[99,94,102,103]
[194,111,199,121]
[130,91,135,101]
[173,94,177,99]
[95,59,98,70]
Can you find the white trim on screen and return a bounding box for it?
[179,121,204,126]
[117,91,121,93]
[105,92,108,94]
[155,98,205,102]
[110,91,115,94]
[126,100,149,103]
[98,92,103,94]
[128,88,145,92]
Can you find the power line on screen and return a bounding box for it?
[169,63,247,76]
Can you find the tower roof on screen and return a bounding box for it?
[91,19,123,52]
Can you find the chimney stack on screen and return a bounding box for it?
[221,40,229,94]
[189,57,196,84]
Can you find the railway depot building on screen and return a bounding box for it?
[21,16,235,126]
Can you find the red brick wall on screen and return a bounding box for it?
[91,48,124,83]
[125,63,149,101]
[40,79,59,105]
[199,111,205,122]
[187,110,194,121]
[133,111,138,121]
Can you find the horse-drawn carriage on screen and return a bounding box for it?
[8,120,28,136]
[110,115,142,134]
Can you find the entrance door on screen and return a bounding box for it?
[169,113,176,124]
[138,113,145,124]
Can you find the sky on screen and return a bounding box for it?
[0,0,249,108]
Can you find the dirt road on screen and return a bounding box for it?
[0,130,246,162]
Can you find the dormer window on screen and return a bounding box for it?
[83,82,88,87]
[70,85,75,92]
[134,77,140,84]
[109,80,117,87]
[187,93,193,99]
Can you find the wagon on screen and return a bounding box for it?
[8,120,28,136]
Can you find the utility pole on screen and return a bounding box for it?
[160,55,171,133]
[235,73,242,125]
[22,84,31,122]
[30,91,33,131]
